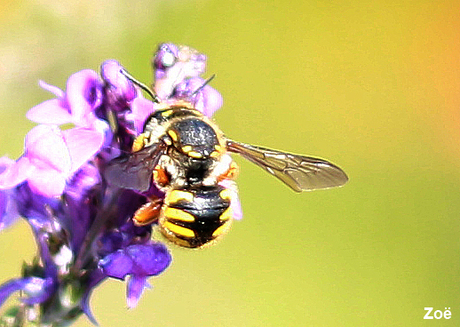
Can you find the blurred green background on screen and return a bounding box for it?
[0,0,459,326]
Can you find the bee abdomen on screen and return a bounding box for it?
[160,185,233,248]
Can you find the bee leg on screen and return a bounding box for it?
[133,197,163,226]
[153,164,170,187]
[203,155,239,186]
[132,133,149,152]
[217,161,239,181]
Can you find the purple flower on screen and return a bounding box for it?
[130,95,156,134]
[0,158,20,230]
[0,43,235,326]
[99,59,154,150]
[0,277,54,308]
[172,77,223,117]
[0,68,110,198]
[100,60,138,112]
[0,125,104,197]
[153,43,207,100]
[27,70,106,131]
[99,242,171,308]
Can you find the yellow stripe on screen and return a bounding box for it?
[168,130,178,142]
[219,207,233,221]
[132,134,146,152]
[219,189,232,200]
[210,150,220,158]
[162,109,173,117]
[181,145,192,153]
[164,207,195,222]
[212,221,230,238]
[166,190,194,205]
[188,151,202,158]
[163,221,195,238]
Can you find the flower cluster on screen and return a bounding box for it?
[0,43,232,326]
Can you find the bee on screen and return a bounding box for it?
[105,102,348,248]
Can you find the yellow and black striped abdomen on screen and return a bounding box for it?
[159,185,233,248]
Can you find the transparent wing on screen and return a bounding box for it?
[104,143,167,192]
[226,140,348,192]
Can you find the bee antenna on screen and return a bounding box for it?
[120,68,160,103]
[191,74,216,96]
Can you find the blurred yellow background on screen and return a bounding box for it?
[0,0,459,326]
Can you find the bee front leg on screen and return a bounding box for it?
[203,154,239,186]
[157,155,187,189]
[218,160,239,181]
[133,197,163,226]
[153,164,170,187]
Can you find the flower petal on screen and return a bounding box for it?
[0,277,49,307]
[14,183,61,225]
[39,80,65,98]
[173,77,222,117]
[195,84,223,118]
[25,125,71,173]
[81,269,105,326]
[21,277,55,305]
[127,243,171,276]
[26,99,72,125]
[153,44,207,100]
[126,275,150,309]
[99,249,134,280]
[0,156,33,189]
[230,194,243,220]
[99,242,171,280]
[27,165,66,197]
[0,157,14,174]
[65,162,101,201]
[0,158,23,226]
[0,191,7,223]
[101,60,137,111]
[153,43,179,73]
[65,70,103,126]
[130,96,155,134]
[0,189,20,230]
[81,292,99,326]
[62,127,104,173]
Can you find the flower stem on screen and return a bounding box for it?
[72,189,122,273]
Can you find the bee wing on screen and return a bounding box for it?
[104,143,167,192]
[226,140,348,192]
